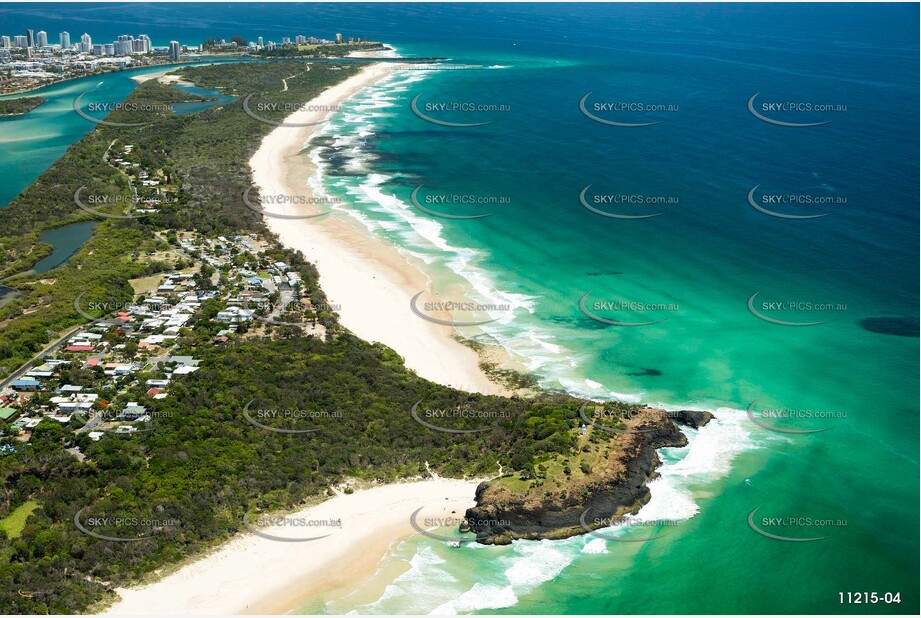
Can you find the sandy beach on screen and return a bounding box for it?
[102,59,511,617]
[131,69,190,85]
[104,477,482,615]
[249,61,510,396]
[129,69,171,83]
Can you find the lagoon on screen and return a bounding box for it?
[32,221,98,274]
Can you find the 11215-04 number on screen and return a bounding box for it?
[839,592,901,604]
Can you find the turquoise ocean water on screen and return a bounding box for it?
[294,6,919,614]
[1,3,917,614]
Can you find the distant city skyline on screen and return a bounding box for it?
[0,18,371,94]
[0,21,365,57]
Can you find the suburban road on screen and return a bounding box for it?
[0,326,83,390]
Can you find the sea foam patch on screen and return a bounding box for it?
[504,540,574,587]
[312,68,757,610]
[310,64,578,388]
[357,545,460,614]
[430,583,517,614]
[630,407,760,527]
[580,537,609,554]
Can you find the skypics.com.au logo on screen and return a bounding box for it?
[73,84,173,127]
[410,93,510,127]
[410,291,511,327]
[410,400,511,434]
[74,506,181,542]
[410,185,509,219]
[747,93,846,127]
[579,291,679,327]
[243,509,342,542]
[579,93,678,127]
[242,186,340,220]
[242,399,343,435]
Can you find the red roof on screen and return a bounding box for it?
[66,345,94,352]
[146,387,164,396]
[86,358,100,366]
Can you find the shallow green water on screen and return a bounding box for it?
[294,7,919,613]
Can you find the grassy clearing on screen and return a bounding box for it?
[0,500,40,538]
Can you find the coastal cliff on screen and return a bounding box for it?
[463,407,714,544]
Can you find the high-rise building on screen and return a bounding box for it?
[296,35,306,45]
[281,37,291,45]
[168,40,180,61]
[35,30,48,46]
[14,35,28,47]
[257,36,263,47]
[137,34,151,53]
[26,29,34,47]
[113,35,134,56]
[92,44,104,56]
[104,43,115,56]
[80,32,92,53]
[1,36,10,48]
[59,31,71,49]
[335,33,343,44]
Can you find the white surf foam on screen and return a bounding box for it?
[430,583,518,614]
[356,545,459,613]
[503,540,573,587]
[308,67,764,615]
[580,538,609,554]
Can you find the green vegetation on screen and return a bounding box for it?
[0,97,45,116]
[0,500,39,539]
[0,233,53,280]
[0,333,584,613]
[253,42,386,58]
[0,224,161,379]
[0,62,358,376]
[0,60,600,613]
[491,421,618,494]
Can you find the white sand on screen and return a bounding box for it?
[129,69,176,84]
[104,478,481,615]
[103,60,508,617]
[248,62,508,396]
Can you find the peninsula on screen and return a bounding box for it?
[0,53,711,616]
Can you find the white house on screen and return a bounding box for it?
[216,306,254,323]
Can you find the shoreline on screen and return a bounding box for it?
[249,61,513,397]
[0,60,201,98]
[130,69,184,84]
[102,477,484,615]
[103,58,514,617]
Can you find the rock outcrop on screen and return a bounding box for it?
[668,409,715,429]
[463,407,713,544]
